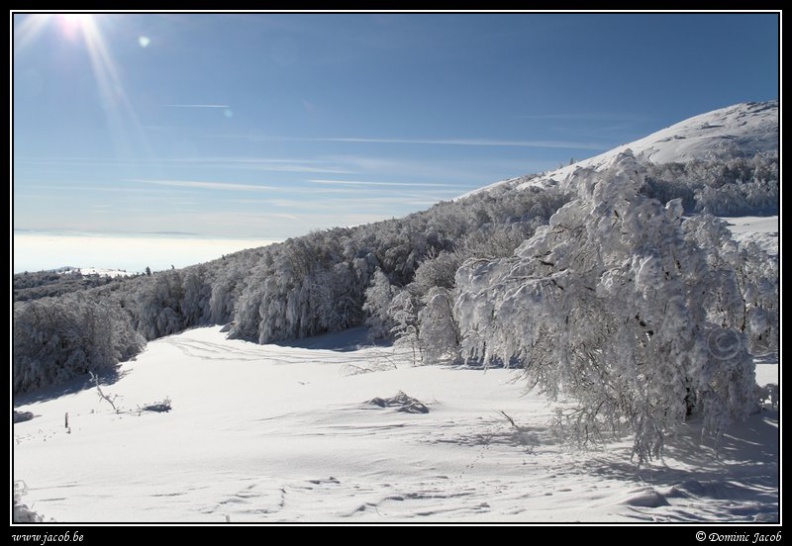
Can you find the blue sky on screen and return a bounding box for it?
[12,12,779,272]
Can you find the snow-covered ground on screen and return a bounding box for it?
[12,100,779,524]
[723,216,780,257]
[462,100,778,199]
[13,327,778,523]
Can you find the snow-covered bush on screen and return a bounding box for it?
[368,391,429,413]
[454,151,760,461]
[140,397,172,413]
[13,294,144,396]
[645,153,778,216]
[13,481,44,522]
[13,410,34,423]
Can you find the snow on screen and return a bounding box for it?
[12,99,779,524]
[462,100,778,199]
[57,266,139,278]
[13,327,778,523]
[722,216,779,257]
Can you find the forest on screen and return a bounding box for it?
[13,150,778,460]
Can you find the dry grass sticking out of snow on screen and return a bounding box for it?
[13,327,778,523]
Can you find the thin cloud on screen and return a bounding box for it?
[15,185,177,194]
[155,156,358,175]
[313,137,605,150]
[230,196,445,209]
[307,179,470,188]
[224,163,354,175]
[131,179,278,192]
[165,104,230,109]
[516,112,654,124]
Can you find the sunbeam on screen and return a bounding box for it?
[14,13,157,173]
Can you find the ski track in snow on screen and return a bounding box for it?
[13,327,778,523]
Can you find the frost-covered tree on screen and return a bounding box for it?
[181,266,213,327]
[13,294,144,396]
[417,287,460,364]
[645,153,778,216]
[363,269,398,340]
[389,290,422,365]
[454,151,758,461]
[683,214,779,354]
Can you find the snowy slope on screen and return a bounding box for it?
[13,327,778,523]
[464,100,778,198]
[12,100,779,524]
[724,216,780,257]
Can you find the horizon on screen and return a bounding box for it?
[12,11,780,272]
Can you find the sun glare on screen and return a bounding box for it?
[14,13,154,164]
[58,13,94,31]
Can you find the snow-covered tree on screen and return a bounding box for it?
[363,269,398,340]
[417,287,460,364]
[389,290,422,365]
[454,151,758,461]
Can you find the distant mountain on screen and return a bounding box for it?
[467,99,778,197]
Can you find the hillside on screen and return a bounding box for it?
[466,100,778,197]
[13,100,779,523]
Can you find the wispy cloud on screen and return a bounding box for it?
[219,162,354,175]
[307,179,468,188]
[131,179,277,192]
[165,104,230,109]
[312,137,606,150]
[517,112,652,123]
[230,196,445,209]
[16,185,178,195]
[204,132,607,151]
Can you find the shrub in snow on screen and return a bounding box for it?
[13,481,44,522]
[13,497,43,522]
[454,151,760,462]
[89,371,122,413]
[140,397,172,413]
[13,410,34,424]
[368,391,429,414]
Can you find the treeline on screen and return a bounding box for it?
[12,152,779,403]
[12,182,570,396]
[12,148,779,462]
[14,270,141,302]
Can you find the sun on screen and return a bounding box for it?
[56,13,99,42]
[14,12,154,161]
[58,13,94,28]
[14,13,98,49]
